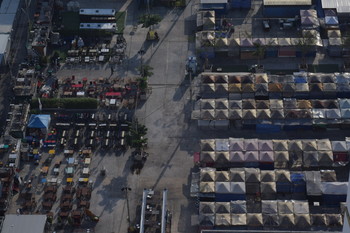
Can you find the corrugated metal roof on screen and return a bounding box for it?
[263,0,311,6]
[2,215,47,233]
[321,0,350,13]
[0,13,15,33]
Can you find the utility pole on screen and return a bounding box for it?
[121,186,132,228]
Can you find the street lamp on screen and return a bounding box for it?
[121,186,132,227]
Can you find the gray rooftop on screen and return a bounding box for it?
[1,215,47,233]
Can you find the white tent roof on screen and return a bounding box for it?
[200,202,215,214]
[201,139,216,151]
[294,214,311,227]
[293,200,310,214]
[321,182,348,195]
[244,151,259,162]
[201,109,215,120]
[215,152,230,163]
[230,182,246,194]
[216,139,229,151]
[215,99,229,109]
[289,140,303,151]
[229,100,242,109]
[325,16,339,25]
[201,151,216,163]
[275,151,289,162]
[262,200,278,214]
[229,138,244,151]
[341,109,350,118]
[201,83,215,93]
[201,99,215,109]
[261,182,277,194]
[200,182,215,193]
[259,151,274,162]
[245,168,261,182]
[270,99,284,109]
[278,37,291,46]
[275,170,291,182]
[261,170,275,182]
[231,200,247,213]
[303,151,319,167]
[229,151,245,162]
[247,213,263,226]
[229,109,243,119]
[302,140,317,151]
[339,99,350,109]
[199,214,215,226]
[215,171,230,182]
[317,139,332,151]
[231,214,247,225]
[318,151,334,166]
[331,141,347,152]
[215,213,231,226]
[215,202,230,213]
[242,109,257,119]
[259,140,273,151]
[325,109,341,119]
[312,109,326,119]
[215,182,231,193]
[244,139,259,151]
[200,168,216,181]
[273,140,288,151]
[230,168,245,182]
[279,214,295,226]
[305,171,322,196]
[278,201,293,214]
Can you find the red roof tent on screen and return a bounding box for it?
[72,84,83,88]
[105,92,122,97]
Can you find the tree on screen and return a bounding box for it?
[138,14,161,28]
[252,42,266,67]
[296,32,316,68]
[138,64,154,78]
[127,120,148,150]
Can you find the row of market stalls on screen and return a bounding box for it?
[195,30,324,58]
[199,200,343,228]
[199,138,349,168]
[198,72,350,99]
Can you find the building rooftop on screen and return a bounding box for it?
[1,214,46,233]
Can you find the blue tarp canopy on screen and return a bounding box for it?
[27,115,51,129]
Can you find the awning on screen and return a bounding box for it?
[105,92,122,97]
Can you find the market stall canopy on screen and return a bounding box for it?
[279,214,295,227]
[331,141,347,151]
[339,99,350,109]
[201,139,216,151]
[229,109,243,120]
[261,170,275,182]
[289,140,303,151]
[293,200,309,214]
[278,201,293,214]
[301,16,319,27]
[228,37,240,47]
[305,171,322,195]
[263,214,279,226]
[259,140,273,151]
[304,151,319,167]
[273,140,288,151]
[253,38,266,45]
[201,99,215,109]
[230,182,246,194]
[244,151,259,162]
[244,139,259,151]
[215,213,231,226]
[271,109,285,119]
[229,138,244,151]
[215,83,228,94]
[245,168,260,182]
[329,37,342,46]
[229,100,242,109]
[199,214,215,226]
[312,109,326,119]
[262,200,278,214]
[200,182,215,193]
[321,182,348,195]
[294,214,311,228]
[230,168,245,182]
[270,99,283,109]
[300,9,317,17]
[247,213,263,226]
[216,139,229,151]
[321,170,337,182]
[201,151,216,163]
[254,73,268,83]
[256,100,270,109]
[318,151,334,166]
[215,110,229,120]
[266,38,278,46]
[311,214,327,226]
[231,200,247,213]
[216,171,230,182]
[259,151,274,162]
[278,37,291,46]
[200,202,215,214]
[215,202,230,213]
[297,100,312,109]
[341,109,350,118]
[302,140,317,151]
[203,17,215,30]
[325,16,339,25]
[240,38,253,47]
[326,214,343,227]
[275,151,289,162]
[216,182,230,193]
[215,38,228,47]
[261,182,276,194]
[284,99,297,109]
[27,114,51,129]
[228,83,241,92]
[200,168,216,182]
[216,152,230,163]
[326,109,341,119]
[256,109,271,119]
[201,74,216,83]
[275,170,291,182]
[327,29,341,38]
[295,83,309,92]
[201,83,215,93]
[323,83,337,91]
[231,214,247,225]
